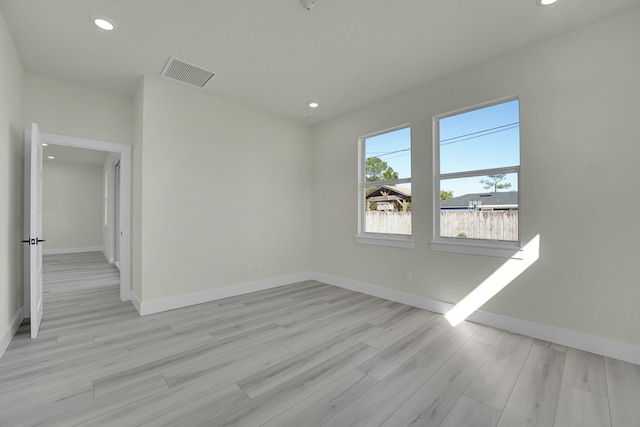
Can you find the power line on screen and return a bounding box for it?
[441,122,518,143]
[441,123,519,147]
[366,121,519,157]
[382,152,411,162]
[366,148,410,159]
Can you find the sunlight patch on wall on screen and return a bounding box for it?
[445,234,540,327]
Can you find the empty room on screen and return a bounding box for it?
[1,0,639,426]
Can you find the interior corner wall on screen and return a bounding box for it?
[310,9,640,346]
[138,76,312,302]
[43,161,103,251]
[0,11,24,339]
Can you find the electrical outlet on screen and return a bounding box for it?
[404,272,412,284]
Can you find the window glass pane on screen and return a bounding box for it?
[440,174,518,241]
[365,127,411,181]
[440,99,519,174]
[365,183,411,235]
[440,173,518,199]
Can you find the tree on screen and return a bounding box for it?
[480,174,512,192]
[440,190,453,201]
[365,157,399,198]
[365,157,398,182]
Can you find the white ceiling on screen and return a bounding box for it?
[1,0,638,124]
[43,145,108,166]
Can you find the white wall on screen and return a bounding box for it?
[132,81,144,298]
[311,9,640,346]
[137,76,312,301]
[22,73,133,145]
[0,11,24,347]
[42,161,103,251]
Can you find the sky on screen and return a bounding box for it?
[364,99,519,198]
[365,126,412,180]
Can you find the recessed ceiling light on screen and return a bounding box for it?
[309,102,319,108]
[42,143,48,146]
[300,0,318,11]
[92,15,117,31]
[536,0,558,5]
[47,156,55,160]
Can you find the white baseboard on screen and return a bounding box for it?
[124,268,640,365]
[467,310,640,366]
[138,272,313,316]
[0,307,24,360]
[130,291,142,315]
[312,272,640,366]
[312,272,453,314]
[43,246,104,255]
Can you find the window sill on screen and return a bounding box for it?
[430,239,522,258]
[355,234,414,249]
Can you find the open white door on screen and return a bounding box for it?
[23,123,45,339]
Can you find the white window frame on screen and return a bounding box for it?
[355,124,413,249]
[431,96,521,257]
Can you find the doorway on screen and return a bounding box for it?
[24,129,132,313]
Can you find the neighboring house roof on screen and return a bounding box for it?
[441,191,518,209]
[366,185,412,202]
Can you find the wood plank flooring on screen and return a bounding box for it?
[1,252,639,426]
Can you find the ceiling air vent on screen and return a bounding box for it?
[161,57,214,88]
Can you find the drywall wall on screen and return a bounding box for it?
[311,9,640,346]
[137,76,312,301]
[22,73,133,145]
[0,12,23,350]
[42,161,103,251]
[131,81,144,299]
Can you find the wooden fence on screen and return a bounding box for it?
[365,210,518,240]
[440,210,518,241]
[365,212,412,235]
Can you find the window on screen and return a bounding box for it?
[356,125,412,248]
[432,97,520,257]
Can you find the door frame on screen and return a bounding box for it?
[25,131,132,302]
[114,158,121,268]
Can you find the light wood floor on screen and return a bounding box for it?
[1,252,639,427]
